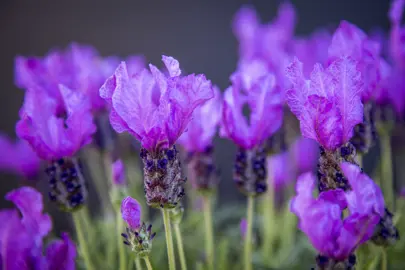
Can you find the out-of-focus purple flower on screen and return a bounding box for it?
[267,152,293,190]
[291,170,381,261]
[0,133,41,178]
[328,21,381,102]
[178,86,222,153]
[1,187,76,270]
[240,218,247,239]
[389,0,405,69]
[5,187,52,244]
[222,67,283,149]
[289,136,319,175]
[16,85,96,160]
[293,30,332,76]
[101,55,145,79]
[233,3,295,66]
[46,233,76,270]
[15,43,110,111]
[112,159,126,186]
[121,196,142,230]
[100,55,214,154]
[285,56,363,151]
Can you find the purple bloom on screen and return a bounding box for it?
[222,66,283,149]
[0,133,41,178]
[267,152,293,190]
[5,187,52,244]
[15,43,109,111]
[112,159,126,186]
[16,85,96,160]
[293,30,332,76]
[121,196,142,230]
[289,136,319,175]
[46,233,76,270]
[285,56,363,151]
[291,165,383,261]
[1,187,76,270]
[328,21,381,102]
[232,3,296,89]
[100,55,214,153]
[400,187,405,198]
[178,86,222,152]
[389,0,405,69]
[240,218,247,239]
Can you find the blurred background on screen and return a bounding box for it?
[1,0,404,235]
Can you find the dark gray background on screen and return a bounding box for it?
[1,0,401,232]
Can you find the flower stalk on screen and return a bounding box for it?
[162,209,176,270]
[174,223,187,270]
[73,211,94,270]
[117,211,127,270]
[203,196,214,270]
[380,132,394,210]
[244,196,254,270]
[144,257,153,270]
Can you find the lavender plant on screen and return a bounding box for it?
[1,1,405,270]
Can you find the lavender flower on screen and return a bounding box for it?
[15,43,109,112]
[0,133,41,179]
[1,187,76,270]
[121,196,155,257]
[267,152,293,191]
[112,159,126,186]
[16,86,95,211]
[291,165,383,268]
[100,55,213,208]
[233,3,296,76]
[289,136,319,176]
[286,56,363,192]
[222,63,283,196]
[178,86,222,192]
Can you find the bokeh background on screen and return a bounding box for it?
[2,0,404,234]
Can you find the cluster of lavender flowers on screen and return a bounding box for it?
[1,1,405,270]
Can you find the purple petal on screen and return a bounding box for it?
[307,95,342,150]
[267,152,293,190]
[5,187,52,241]
[162,55,181,77]
[46,233,77,270]
[112,159,125,186]
[240,218,247,239]
[165,73,214,147]
[289,136,319,175]
[319,189,348,211]
[290,172,316,220]
[121,196,142,230]
[178,86,222,152]
[328,57,363,144]
[340,162,385,217]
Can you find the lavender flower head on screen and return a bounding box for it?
[112,159,126,186]
[100,55,214,208]
[289,136,319,176]
[222,61,283,196]
[267,152,293,191]
[121,196,155,257]
[291,163,385,268]
[178,86,222,193]
[1,187,76,270]
[16,85,96,161]
[0,134,41,179]
[15,43,109,112]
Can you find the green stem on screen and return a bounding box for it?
[380,133,394,210]
[72,211,95,270]
[135,258,142,270]
[162,209,176,270]
[174,224,187,270]
[117,211,127,270]
[381,248,387,270]
[262,184,274,261]
[203,196,214,270]
[143,257,153,270]
[244,196,254,270]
